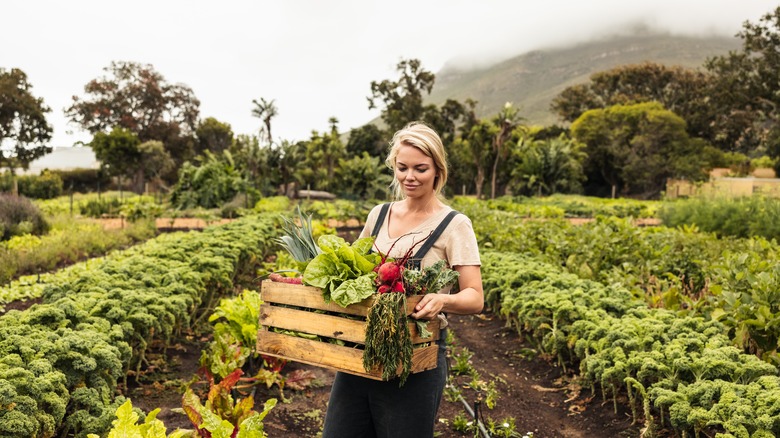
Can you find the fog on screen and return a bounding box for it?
[4,0,777,147]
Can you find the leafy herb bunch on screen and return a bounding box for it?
[363,235,460,384]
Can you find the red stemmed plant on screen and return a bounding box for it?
[373,231,431,295]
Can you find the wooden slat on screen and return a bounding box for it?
[260,304,441,344]
[260,280,427,316]
[257,330,439,380]
[261,281,371,316]
[260,304,367,343]
[258,279,442,378]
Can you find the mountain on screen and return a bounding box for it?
[426,33,741,126]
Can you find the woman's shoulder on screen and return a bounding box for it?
[367,202,391,218]
[365,202,392,227]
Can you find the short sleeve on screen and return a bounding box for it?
[444,215,481,267]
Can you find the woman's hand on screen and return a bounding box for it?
[411,293,450,320]
[411,265,484,319]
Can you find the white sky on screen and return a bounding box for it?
[4,0,778,148]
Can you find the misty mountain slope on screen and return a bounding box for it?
[427,33,741,126]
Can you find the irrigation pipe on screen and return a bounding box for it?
[456,392,491,438]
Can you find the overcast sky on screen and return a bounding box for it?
[5,0,779,148]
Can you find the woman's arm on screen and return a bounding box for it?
[411,265,484,319]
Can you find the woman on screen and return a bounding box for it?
[322,122,483,438]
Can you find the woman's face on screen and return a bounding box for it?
[394,144,437,198]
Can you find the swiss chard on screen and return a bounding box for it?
[182,369,277,438]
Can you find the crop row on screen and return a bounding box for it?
[459,198,780,363]
[482,250,780,437]
[0,216,279,438]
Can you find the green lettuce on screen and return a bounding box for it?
[303,235,381,305]
[331,274,377,307]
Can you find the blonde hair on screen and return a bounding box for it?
[385,122,448,200]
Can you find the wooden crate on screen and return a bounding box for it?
[257,279,440,380]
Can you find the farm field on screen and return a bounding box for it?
[2,195,780,437]
[126,312,640,438]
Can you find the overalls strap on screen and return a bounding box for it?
[369,203,461,269]
[370,203,392,238]
[407,210,461,270]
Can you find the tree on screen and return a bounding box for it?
[0,68,52,192]
[170,150,245,209]
[335,152,392,200]
[251,97,278,145]
[422,98,474,146]
[195,117,234,155]
[490,103,524,199]
[551,62,714,144]
[509,135,586,196]
[65,61,200,166]
[89,127,141,193]
[299,118,346,192]
[138,140,174,190]
[450,120,496,198]
[706,6,780,156]
[570,102,709,198]
[346,123,386,158]
[277,139,307,196]
[368,58,436,134]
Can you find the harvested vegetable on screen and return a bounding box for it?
[269,273,303,284]
[363,232,460,385]
[276,206,321,265]
[303,235,382,306]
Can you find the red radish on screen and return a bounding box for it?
[377,262,403,284]
[269,273,303,284]
[373,230,433,294]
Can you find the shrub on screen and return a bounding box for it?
[254,196,290,213]
[17,171,64,199]
[0,194,49,241]
[80,198,123,218]
[1,171,64,199]
[52,168,112,193]
[659,196,780,240]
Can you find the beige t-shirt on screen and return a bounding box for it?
[359,202,481,295]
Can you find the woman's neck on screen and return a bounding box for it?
[402,194,441,215]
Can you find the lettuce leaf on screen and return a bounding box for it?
[331,273,377,307]
[303,235,381,305]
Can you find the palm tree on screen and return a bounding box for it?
[490,103,524,199]
[512,136,586,196]
[251,97,278,145]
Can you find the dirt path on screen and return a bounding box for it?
[441,313,639,438]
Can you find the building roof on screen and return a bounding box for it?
[21,146,100,175]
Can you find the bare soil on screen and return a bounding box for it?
[129,311,641,438]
